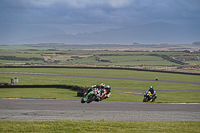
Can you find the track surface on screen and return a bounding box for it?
[1,72,200,85]
[0,72,200,121]
[0,99,200,121]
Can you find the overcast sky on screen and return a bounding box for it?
[0,0,200,34]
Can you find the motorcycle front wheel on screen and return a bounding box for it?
[87,95,96,103]
[81,98,85,103]
[143,97,148,102]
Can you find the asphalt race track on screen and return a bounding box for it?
[0,72,200,121]
[0,99,200,121]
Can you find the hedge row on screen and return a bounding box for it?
[0,56,44,61]
[0,85,88,93]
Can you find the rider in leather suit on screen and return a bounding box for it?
[149,86,157,101]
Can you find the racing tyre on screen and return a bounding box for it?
[81,98,85,103]
[86,95,96,103]
[143,98,148,102]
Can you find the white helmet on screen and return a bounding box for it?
[100,83,105,88]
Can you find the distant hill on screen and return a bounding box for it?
[0,24,65,44]
[192,42,200,45]
[0,22,199,44]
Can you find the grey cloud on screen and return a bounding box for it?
[0,0,199,34]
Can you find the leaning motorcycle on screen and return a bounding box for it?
[100,90,109,100]
[143,90,155,102]
[81,88,100,103]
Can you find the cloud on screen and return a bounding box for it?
[27,0,133,9]
[0,0,200,34]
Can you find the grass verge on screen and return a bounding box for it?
[0,88,200,103]
[0,120,199,133]
[1,68,200,82]
[0,68,200,103]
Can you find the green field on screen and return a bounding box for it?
[1,48,199,66]
[0,68,200,103]
[0,68,199,133]
[0,46,200,132]
[1,68,200,82]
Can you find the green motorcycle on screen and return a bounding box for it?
[81,88,100,103]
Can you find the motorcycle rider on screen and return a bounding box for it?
[93,83,106,95]
[85,83,105,94]
[105,85,111,97]
[148,86,157,101]
[94,88,102,101]
[85,83,105,101]
[92,83,105,90]
[100,85,111,100]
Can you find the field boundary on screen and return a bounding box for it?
[0,85,87,92]
[1,65,200,75]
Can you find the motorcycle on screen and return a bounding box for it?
[155,77,158,81]
[143,90,155,102]
[100,90,110,100]
[81,88,100,103]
